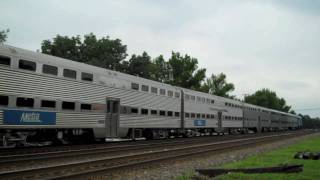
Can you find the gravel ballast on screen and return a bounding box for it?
[94,132,320,180]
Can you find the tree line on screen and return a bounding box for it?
[1,30,319,127]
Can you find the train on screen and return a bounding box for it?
[0,44,302,147]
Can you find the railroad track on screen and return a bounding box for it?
[0,130,311,180]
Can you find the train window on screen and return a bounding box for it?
[81,104,92,110]
[202,114,206,118]
[211,99,215,104]
[41,100,56,108]
[191,113,195,118]
[175,92,180,98]
[185,94,190,100]
[190,95,195,101]
[206,114,210,119]
[63,69,76,79]
[141,108,148,115]
[131,108,138,114]
[0,95,9,106]
[120,106,128,114]
[160,110,166,116]
[19,59,36,71]
[151,87,157,94]
[175,112,180,117]
[167,111,173,116]
[225,102,228,106]
[202,98,206,103]
[168,91,173,97]
[210,114,215,119]
[206,99,210,104]
[160,89,166,95]
[62,101,75,110]
[197,114,200,118]
[141,85,149,92]
[131,83,139,90]
[197,97,201,102]
[185,113,190,118]
[0,56,10,66]
[81,72,93,82]
[151,110,157,115]
[16,97,34,107]
[43,64,58,76]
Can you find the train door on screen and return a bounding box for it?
[106,97,120,138]
[218,111,222,128]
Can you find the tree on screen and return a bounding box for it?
[0,29,9,43]
[244,88,292,112]
[151,55,170,82]
[200,73,235,98]
[127,52,153,79]
[41,33,127,70]
[166,52,206,90]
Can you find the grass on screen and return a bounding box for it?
[176,135,320,180]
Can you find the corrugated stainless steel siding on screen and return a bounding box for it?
[0,68,180,111]
[120,114,180,128]
[56,112,105,127]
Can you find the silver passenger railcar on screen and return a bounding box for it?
[0,45,301,147]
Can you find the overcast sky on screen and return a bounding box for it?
[1,0,320,117]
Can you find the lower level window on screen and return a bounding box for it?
[41,100,56,108]
[62,101,75,110]
[81,104,92,110]
[16,97,34,107]
[0,95,9,106]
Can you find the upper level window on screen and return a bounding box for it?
[168,91,173,97]
[191,113,195,118]
[63,69,76,79]
[141,108,148,115]
[16,97,34,107]
[202,114,206,118]
[81,72,93,82]
[185,94,190,100]
[151,110,157,115]
[160,89,166,95]
[206,99,210,104]
[0,56,10,66]
[197,114,201,118]
[131,108,138,114]
[167,111,173,116]
[175,92,180,98]
[81,103,92,110]
[142,85,149,92]
[43,64,58,76]
[197,97,201,102]
[190,95,195,101]
[0,95,9,106]
[19,59,36,71]
[62,101,75,110]
[210,114,215,119]
[160,110,166,116]
[151,87,157,94]
[41,100,56,108]
[185,113,190,118]
[211,100,215,104]
[175,112,180,117]
[201,97,206,103]
[131,83,139,90]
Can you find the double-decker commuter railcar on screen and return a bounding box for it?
[0,45,301,147]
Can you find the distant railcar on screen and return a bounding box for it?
[0,45,302,147]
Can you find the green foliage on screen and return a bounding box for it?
[244,88,291,112]
[166,52,206,90]
[216,136,320,180]
[41,33,127,70]
[299,114,320,128]
[127,52,153,79]
[200,73,235,98]
[0,29,9,43]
